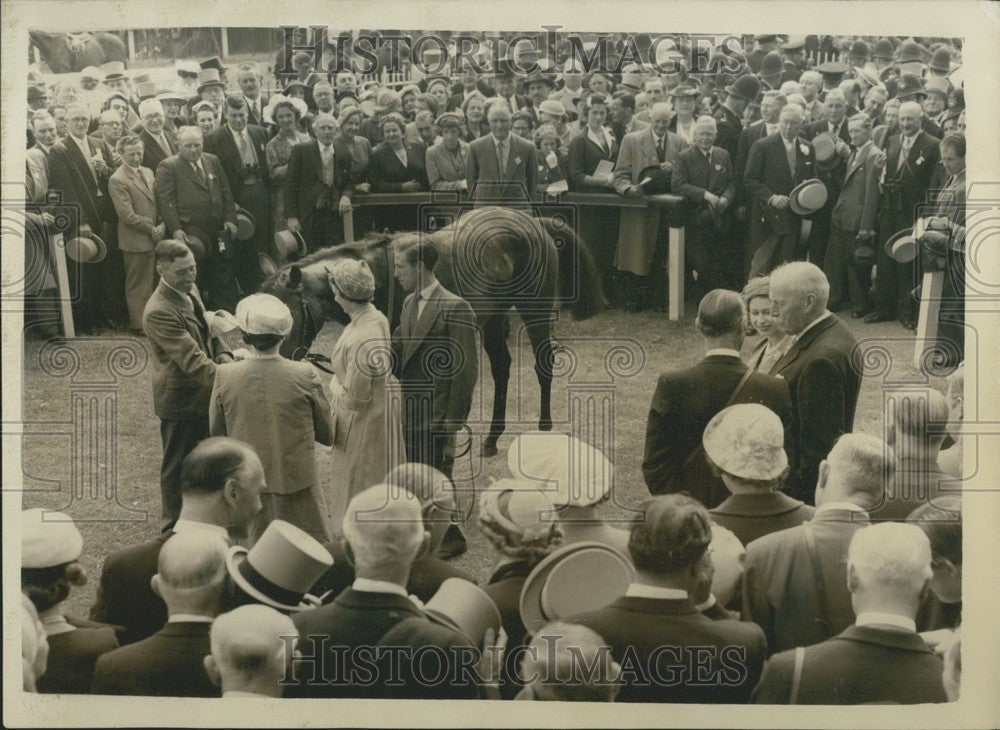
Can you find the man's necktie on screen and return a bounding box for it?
[497,140,508,174]
[321,145,334,186]
[195,160,207,184]
[239,131,256,165]
[656,135,666,163]
[159,134,172,156]
[411,292,422,329]
[189,293,208,335]
[785,141,796,177]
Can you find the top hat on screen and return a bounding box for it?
[519,541,634,634]
[923,75,951,100]
[27,86,48,101]
[760,51,784,78]
[928,47,953,74]
[176,60,201,77]
[884,227,918,263]
[135,81,158,100]
[226,520,333,612]
[725,74,761,104]
[274,228,308,260]
[200,56,225,73]
[789,178,828,215]
[101,60,127,81]
[873,38,895,61]
[234,206,256,241]
[895,73,926,99]
[64,232,108,263]
[198,68,225,93]
[423,579,502,645]
[848,40,871,61]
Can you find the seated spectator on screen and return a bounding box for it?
[938,363,964,478]
[909,495,963,639]
[743,433,893,655]
[567,494,767,703]
[92,530,229,696]
[752,523,948,704]
[204,605,299,698]
[426,112,469,192]
[706,404,815,546]
[21,509,118,694]
[533,124,569,194]
[515,622,620,702]
[368,112,428,232]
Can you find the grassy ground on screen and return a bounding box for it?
[19,305,926,619]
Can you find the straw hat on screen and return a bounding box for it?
[64,231,107,263]
[788,178,829,215]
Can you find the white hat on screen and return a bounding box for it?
[80,66,104,81]
[22,509,83,568]
[235,293,293,336]
[507,432,613,508]
[702,403,788,481]
[98,109,122,124]
[479,478,558,545]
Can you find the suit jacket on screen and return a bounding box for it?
[768,314,861,500]
[90,532,171,645]
[712,103,744,159]
[831,140,881,232]
[751,625,947,704]
[870,459,958,522]
[880,130,941,227]
[466,133,537,204]
[139,127,177,174]
[391,284,478,433]
[284,138,353,222]
[568,596,767,703]
[154,152,236,238]
[742,508,870,655]
[744,133,817,237]
[710,492,816,546]
[613,126,685,194]
[289,589,477,699]
[203,123,270,193]
[26,145,49,203]
[565,128,619,193]
[736,120,773,178]
[369,140,429,191]
[209,357,333,494]
[425,140,470,190]
[642,354,794,508]
[241,93,270,127]
[36,621,119,694]
[108,163,159,252]
[91,621,218,697]
[142,280,225,420]
[672,145,737,207]
[805,118,851,147]
[47,133,114,230]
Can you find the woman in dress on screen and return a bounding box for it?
[425,112,469,192]
[668,83,700,145]
[334,104,373,237]
[326,259,404,535]
[368,112,428,232]
[741,276,792,372]
[264,95,311,239]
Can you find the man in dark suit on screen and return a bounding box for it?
[204,96,271,292]
[142,241,234,524]
[742,433,890,656]
[643,290,793,508]
[712,75,761,162]
[743,104,817,278]
[289,486,479,699]
[467,103,537,206]
[867,100,940,329]
[752,522,947,704]
[154,125,241,312]
[492,62,530,115]
[767,262,862,502]
[137,99,177,174]
[803,89,853,266]
[735,90,786,179]
[285,113,353,252]
[90,438,265,645]
[567,494,767,703]
[391,238,478,480]
[235,63,269,127]
[91,530,228,696]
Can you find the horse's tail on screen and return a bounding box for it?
[540,216,607,320]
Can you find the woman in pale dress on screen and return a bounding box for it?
[264,95,311,238]
[741,276,792,372]
[325,258,404,535]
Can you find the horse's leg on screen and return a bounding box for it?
[517,306,554,433]
[480,312,511,458]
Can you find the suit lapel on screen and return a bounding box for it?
[409,289,443,350]
[129,165,155,201]
[769,315,837,375]
[181,157,208,190]
[307,142,324,182]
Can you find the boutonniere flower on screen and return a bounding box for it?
[514,156,522,165]
[799,143,809,155]
[916,154,925,166]
[208,173,215,180]
[714,163,722,171]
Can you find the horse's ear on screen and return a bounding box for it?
[259,252,278,277]
[289,265,303,287]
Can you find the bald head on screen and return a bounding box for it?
[154,530,228,617]
[206,605,297,695]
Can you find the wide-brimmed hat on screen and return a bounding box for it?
[225,520,333,612]
[703,403,788,481]
[274,229,308,259]
[328,258,376,301]
[894,73,926,99]
[197,68,225,93]
[507,432,614,508]
[234,206,256,241]
[928,47,953,74]
[480,479,558,547]
[236,292,293,336]
[64,232,107,263]
[424,579,502,644]
[854,65,883,90]
[789,178,828,215]
[263,94,308,124]
[22,509,83,568]
[537,99,566,117]
[884,228,918,263]
[725,74,761,103]
[519,541,634,634]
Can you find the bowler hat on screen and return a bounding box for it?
[197,68,225,93]
[789,178,828,215]
[725,74,761,103]
[884,228,918,263]
[234,206,256,241]
[895,73,926,99]
[424,579,502,645]
[760,51,784,78]
[226,520,333,612]
[22,509,83,568]
[928,47,953,74]
[849,40,870,62]
[183,226,208,258]
[519,541,635,633]
[638,165,672,196]
[873,38,895,61]
[274,229,308,259]
[63,231,107,263]
[702,404,787,481]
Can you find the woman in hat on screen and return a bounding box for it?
[461,92,488,141]
[325,259,404,535]
[368,112,428,232]
[741,275,792,373]
[359,88,403,147]
[21,509,119,693]
[533,124,568,194]
[264,96,312,234]
[426,112,469,192]
[668,83,701,144]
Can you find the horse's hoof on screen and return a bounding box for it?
[538,419,553,432]
[481,443,499,458]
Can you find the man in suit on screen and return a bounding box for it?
[567,494,767,703]
[672,115,738,294]
[752,522,947,704]
[289,487,479,699]
[825,114,881,316]
[154,125,241,312]
[204,96,271,292]
[742,433,891,656]
[643,290,793,508]
[26,111,56,200]
[867,100,940,329]
[467,103,537,206]
[744,104,817,278]
[803,89,853,266]
[205,605,298,698]
[713,75,761,161]
[90,437,265,645]
[492,62,529,114]
[142,240,234,525]
[137,99,177,174]
[235,63,268,127]
[798,71,826,124]
[108,134,166,331]
[285,113,353,252]
[91,530,228,696]
[391,238,477,480]
[767,262,862,502]
[735,91,786,180]
[608,92,648,145]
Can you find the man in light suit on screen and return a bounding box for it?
[108,134,166,331]
[825,114,881,316]
[742,433,891,656]
[142,240,234,526]
[752,522,947,704]
[767,262,862,503]
[137,99,177,174]
[391,238,477,480]
[154,125,241,312]
[466,103,537,206]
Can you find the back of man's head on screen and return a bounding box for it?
[695,289,745,342]
[770,261,830,313]
[342,485,426,582]
[521,622,619,702]
[206,604,297,696]
[847,522,932,605]
[180,437,252,496]
[819,433,894,509]
[891,389,949,453]
[154,530,228,617]
[629,494,712,575]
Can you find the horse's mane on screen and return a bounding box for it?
[260,233,393,293]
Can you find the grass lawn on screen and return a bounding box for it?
[19,306,929,620]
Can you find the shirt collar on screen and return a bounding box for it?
[791,310,832,341]
[247,351,282,359]
[352,578,408,598]
[168,614,215,623]
[705,348,741,358]
[229,125,247,141]
[173,519,229,541]
[626,583,689,600]
[782,135,796,148]
[855,612,917,633]
[816,500,867,515]
[161,277,192,299]
[418,280,439,301]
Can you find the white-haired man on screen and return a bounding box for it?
[204,605,298,697]
[516,622,620,702]
[743,433,893,655]
[752,522,948,704]
[766,261,862,502]
[797,70,826,125]
[138,98,177,172]
[736,90,787,177]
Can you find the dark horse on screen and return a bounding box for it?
[260,206,606,457]
[30,31,128,74]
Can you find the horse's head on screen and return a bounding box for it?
[65,32,94,55]
[259,254,335,360]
